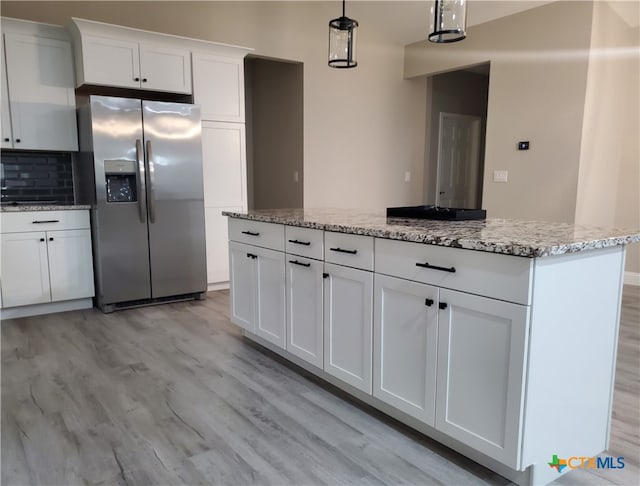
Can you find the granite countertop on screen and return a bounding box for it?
[0,204,92,212]
[222,208,640,258]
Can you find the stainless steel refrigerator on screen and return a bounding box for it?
[76,95,207,312]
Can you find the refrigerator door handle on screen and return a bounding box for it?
[136,139,147,223]
[146,139,157,224]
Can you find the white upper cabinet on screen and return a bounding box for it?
[80,35,141,89]
[1,19,78,151]
[76,34,191,94]
[193,53,245,122]
[1,35,13,149]
[139,43,191,94]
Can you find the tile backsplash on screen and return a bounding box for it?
[1,151,74,204]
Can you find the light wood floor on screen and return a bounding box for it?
[2,286,638,486]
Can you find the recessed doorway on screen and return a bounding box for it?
[424,63,490,209]
[244,56,303,210]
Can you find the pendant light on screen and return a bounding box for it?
[428,0,467,43]
[328,0,358,68]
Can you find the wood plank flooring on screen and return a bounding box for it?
[2,286,638,486]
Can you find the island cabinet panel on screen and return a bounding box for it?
[229,241,256,332]
[325,232,374,271]
[286,256,323,368]
[375,238,533,305]
[229,218,284,251]
[323,263,373,393]
[435,288,529,469]
[373,274,438,425]
[228,241,286,348]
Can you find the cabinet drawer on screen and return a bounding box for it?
[0,210,90,233]
[228,218,284,251]
[285,226,323,260]
[375,238,532,305]
[325,232,374,271]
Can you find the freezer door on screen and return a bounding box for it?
[89,96,152,304]
[142,101,207,298]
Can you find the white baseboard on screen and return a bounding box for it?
[207,282,230,291]
[0,298,93,320]
[624,271,640,286]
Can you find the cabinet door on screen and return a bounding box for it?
[139,43,191,94]
[47,229,95,302]
[0,232,50,307]
[229,241,256,332]
[201,122,247,208]
[4,33,78,151]
[80,35,140,89]
[436,289,529,468]
[193,53,245,122]
[373,275,438,425]
[286,256,323,368]
[1,36,13,149]
[323,263,373,393]
[254,246,286,349]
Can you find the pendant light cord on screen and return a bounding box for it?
[342,0,346,18]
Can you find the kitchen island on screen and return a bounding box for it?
[223,208,640,486]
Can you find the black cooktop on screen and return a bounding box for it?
[386,205,487,221]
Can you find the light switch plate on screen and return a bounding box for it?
[493,170,508,183]
[404,171,411,182]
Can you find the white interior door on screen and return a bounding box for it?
[436,113,482,208]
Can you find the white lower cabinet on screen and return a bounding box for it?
[436,288,529,468]
[323,263,373,394]
[373,274,438,425]
[228,241,286,349]
[1,232,51,307]
[286,256,323,368]
[47,230,96,302]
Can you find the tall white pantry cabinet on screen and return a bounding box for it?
[194,53,249,288]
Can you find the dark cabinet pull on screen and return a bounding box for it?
[289,260,311,268]
[15,138,21,143]
[330,247,357,255]
[439,302,448,310]
[415,262,456,273]
[134,77,140,81]
[49,237,54,241]
[288,239,311,246]
[39,238,45,242]
[424,298,434,307]
[32,220,60,224]
[246,253,257,259]
[142,78,148,83]
[242,231,260,236]
[3,138,9,142]
[323,273,329,279]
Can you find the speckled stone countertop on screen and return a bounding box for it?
[222,208,640,258]
[0,204,92,212]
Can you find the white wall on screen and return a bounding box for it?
[575,1,640,274]
[405,1,594,223]
[2,1,426,210]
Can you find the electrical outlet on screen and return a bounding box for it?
[404,171,411,182]
[293,171,299,183]
[493,170,508,183]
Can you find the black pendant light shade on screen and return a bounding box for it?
[429,0,467,43]
[328,0,358,68]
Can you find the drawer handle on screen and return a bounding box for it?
[289,260,311,268]
[32,220,60,224]
[288,239,311,246]
[49,237,54,241]
[330,247,357,255]
[424,298,434,307]
[439,302,448,310]
[39,237,45,242]
[246,253,257,259]
[242,231,260,236]
[415,262,456,273]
